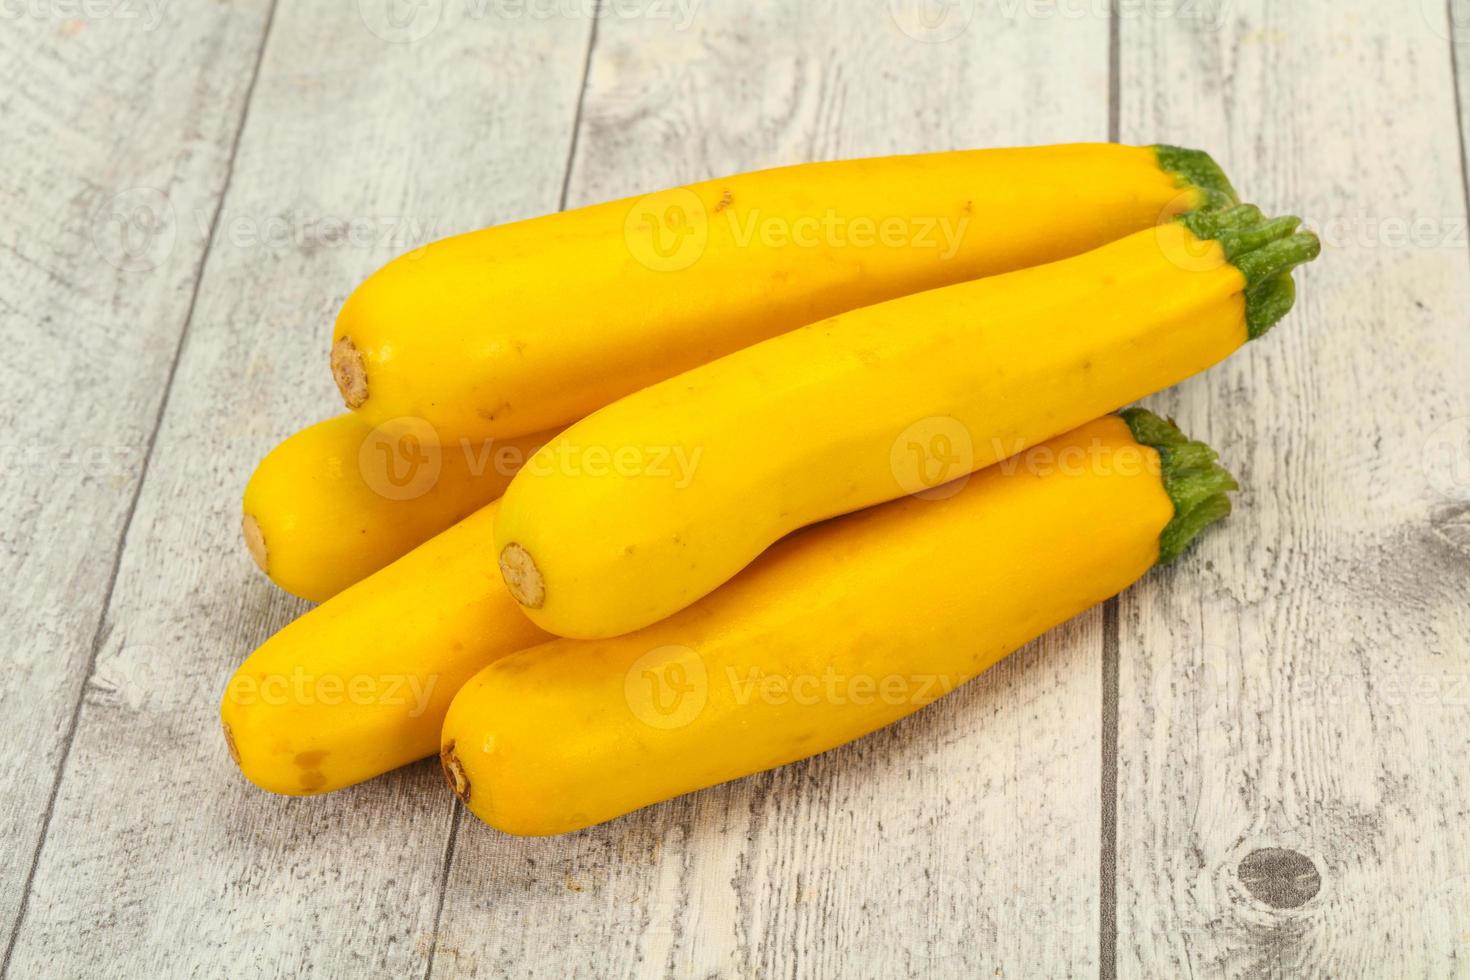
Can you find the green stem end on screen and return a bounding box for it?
[1179,204,1323,339]
[1245,274,1297,340]
[1153,144,1240,211]
[1119,408,1240,565]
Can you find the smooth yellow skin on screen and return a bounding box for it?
[223,502,551,795]
[445,418,1173,836]
[337,144,1200,440]
[242,414,554,603]
[494,222,1247,639]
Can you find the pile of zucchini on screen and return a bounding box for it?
[225,144,1319,835]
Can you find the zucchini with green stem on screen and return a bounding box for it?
[494,205,1319,639]
[446,411,1238,836]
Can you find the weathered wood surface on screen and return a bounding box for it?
[429,3,1111,979]
[3,0,1467,978]
[0,3,273,956]
[1117,1,1470,977]
[2,4,592,978]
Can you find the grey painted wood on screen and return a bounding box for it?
[430,3,1112,977]
[8,2,1466,977]
[1116,2,1470,976]
[0,3,273,952]
[3,5,593,978]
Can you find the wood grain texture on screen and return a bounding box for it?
[10,3,1462,977]
[429,3,1112,977]
[0,4,273,951]
[1117,2,1470,976]
[3,5,593,977]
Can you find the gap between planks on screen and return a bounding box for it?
[1099,3,1124,978]
[418,11,602,980]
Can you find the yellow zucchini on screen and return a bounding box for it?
[332,144,1236,441]
[242,414,554,603]
[494,207,1318,639]
[443,412,1236,836]
[223,501,551,795]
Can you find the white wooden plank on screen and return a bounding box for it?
[4,6,593,978]
[431,3,1112,977]
[0,5,273,950]
[1117,3,1470,976]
